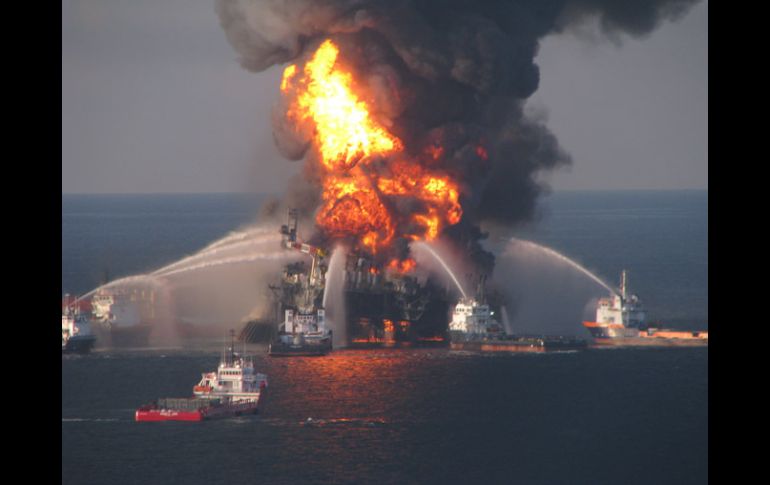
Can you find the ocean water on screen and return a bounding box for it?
[61,191,708,485]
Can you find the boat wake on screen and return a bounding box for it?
[301,417,387,428]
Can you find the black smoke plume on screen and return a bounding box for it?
[216,0,699,275]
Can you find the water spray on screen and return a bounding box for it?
[152,233,281,276]
[157,251,295,278]
[413,242,467,299]
[507,238,617,296]
[322,246,347,347]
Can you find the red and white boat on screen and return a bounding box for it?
[135,333,268,422]
[583,270,708,345]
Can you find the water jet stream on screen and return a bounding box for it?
[76,274,168,302]
[200,226,272,252]
[322,246,347,347]
[507,238,617,296]
[157,251,294,278]
[151,233,281,276]
[413,242,467,299]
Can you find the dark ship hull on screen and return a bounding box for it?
[449,332,587,353]
[268,334,332,356]
[62,335,97,354]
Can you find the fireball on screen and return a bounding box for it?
[281,39,464,254]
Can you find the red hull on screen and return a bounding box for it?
[135,409,204,422]
[135,399,260,422]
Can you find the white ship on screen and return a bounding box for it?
[449,285,586,352]
[193,332,268,401]
[583,270,708,344]
[583,270,645,338]
[62,297,96,354]
[269,307,333,356]
[448,298,504,338]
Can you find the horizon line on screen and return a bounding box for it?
[61,187,708,196]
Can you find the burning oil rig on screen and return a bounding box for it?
[342,254,450,347]
[240,210,451,348]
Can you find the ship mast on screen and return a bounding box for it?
[620,270,628,301]
[222,329,237,366]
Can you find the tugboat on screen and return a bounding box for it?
[135,331,268,422]
[583,270,708,345]
[448,278,587,353]
[62,296,97,354]
[269,307,333,356]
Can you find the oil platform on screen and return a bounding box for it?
[240,210,452,348]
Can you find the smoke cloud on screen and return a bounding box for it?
[216,0,700,273]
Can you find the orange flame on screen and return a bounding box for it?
[387,258,416,274]
[286,40,401,171]
[280,64,297,92]
[281,39,463,254]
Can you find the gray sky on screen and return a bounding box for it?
[61,0,707,194]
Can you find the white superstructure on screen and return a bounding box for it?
[62,296,97,352]
[584,270,648,338]
[594,270,646,328]
[193,337,268,402]
[449,298,503,336]
[279,308,331,343]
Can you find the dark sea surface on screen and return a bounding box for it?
[62,191,708,485]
